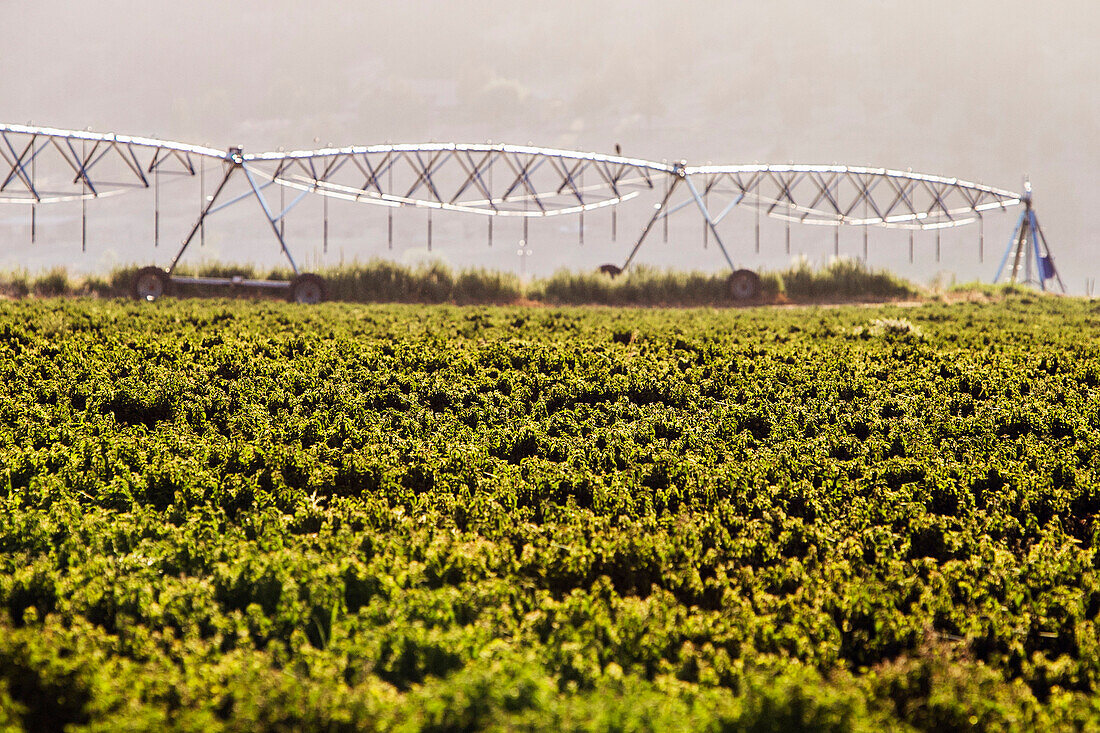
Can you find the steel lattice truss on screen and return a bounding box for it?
[1,123,1021,228]
[689,164,1021,230]
[250,143,669,216]
[3,122,1050,285]
[0,124,222,204]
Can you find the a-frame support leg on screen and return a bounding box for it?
[1031,210,1065,293]
[682,173,736,271]
[169,162,237,274]
[993,183,1063,293]
[994,206,1029,285]
[621,174,681,272]
[241,164,300,275]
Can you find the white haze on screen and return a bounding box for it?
[1,1,1097,290]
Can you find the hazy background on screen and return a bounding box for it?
[2,0,1097,290]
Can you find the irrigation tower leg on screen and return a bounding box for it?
[1029,210,1041,290]
[169,164,237,274]
[1011,216,1027,284]
[994,208,1028,285]
[993,183,1062,292]
[1032,212,1065,292]
[241,165,300,275]
[621,175,681,272]
[683,173,736,270]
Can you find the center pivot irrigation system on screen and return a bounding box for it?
[0,123,1063,302]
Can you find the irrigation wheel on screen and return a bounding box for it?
[289,273,326,304]
[728,269,761,301]
[132,267,171,301]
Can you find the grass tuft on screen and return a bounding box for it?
[32,268,71,297]
[780,258,919,301]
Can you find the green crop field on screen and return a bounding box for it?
[2,295,1100,731]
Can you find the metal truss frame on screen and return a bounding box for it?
[248,142,668,217]
[0,124,222,204]
[0,123,1045,283]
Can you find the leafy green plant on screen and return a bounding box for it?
[0,295,1097,730]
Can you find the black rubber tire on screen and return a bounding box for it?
[598,264,623,278]
[132,266,170,301]
[728,269,762,301]
[289,273,326,304]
